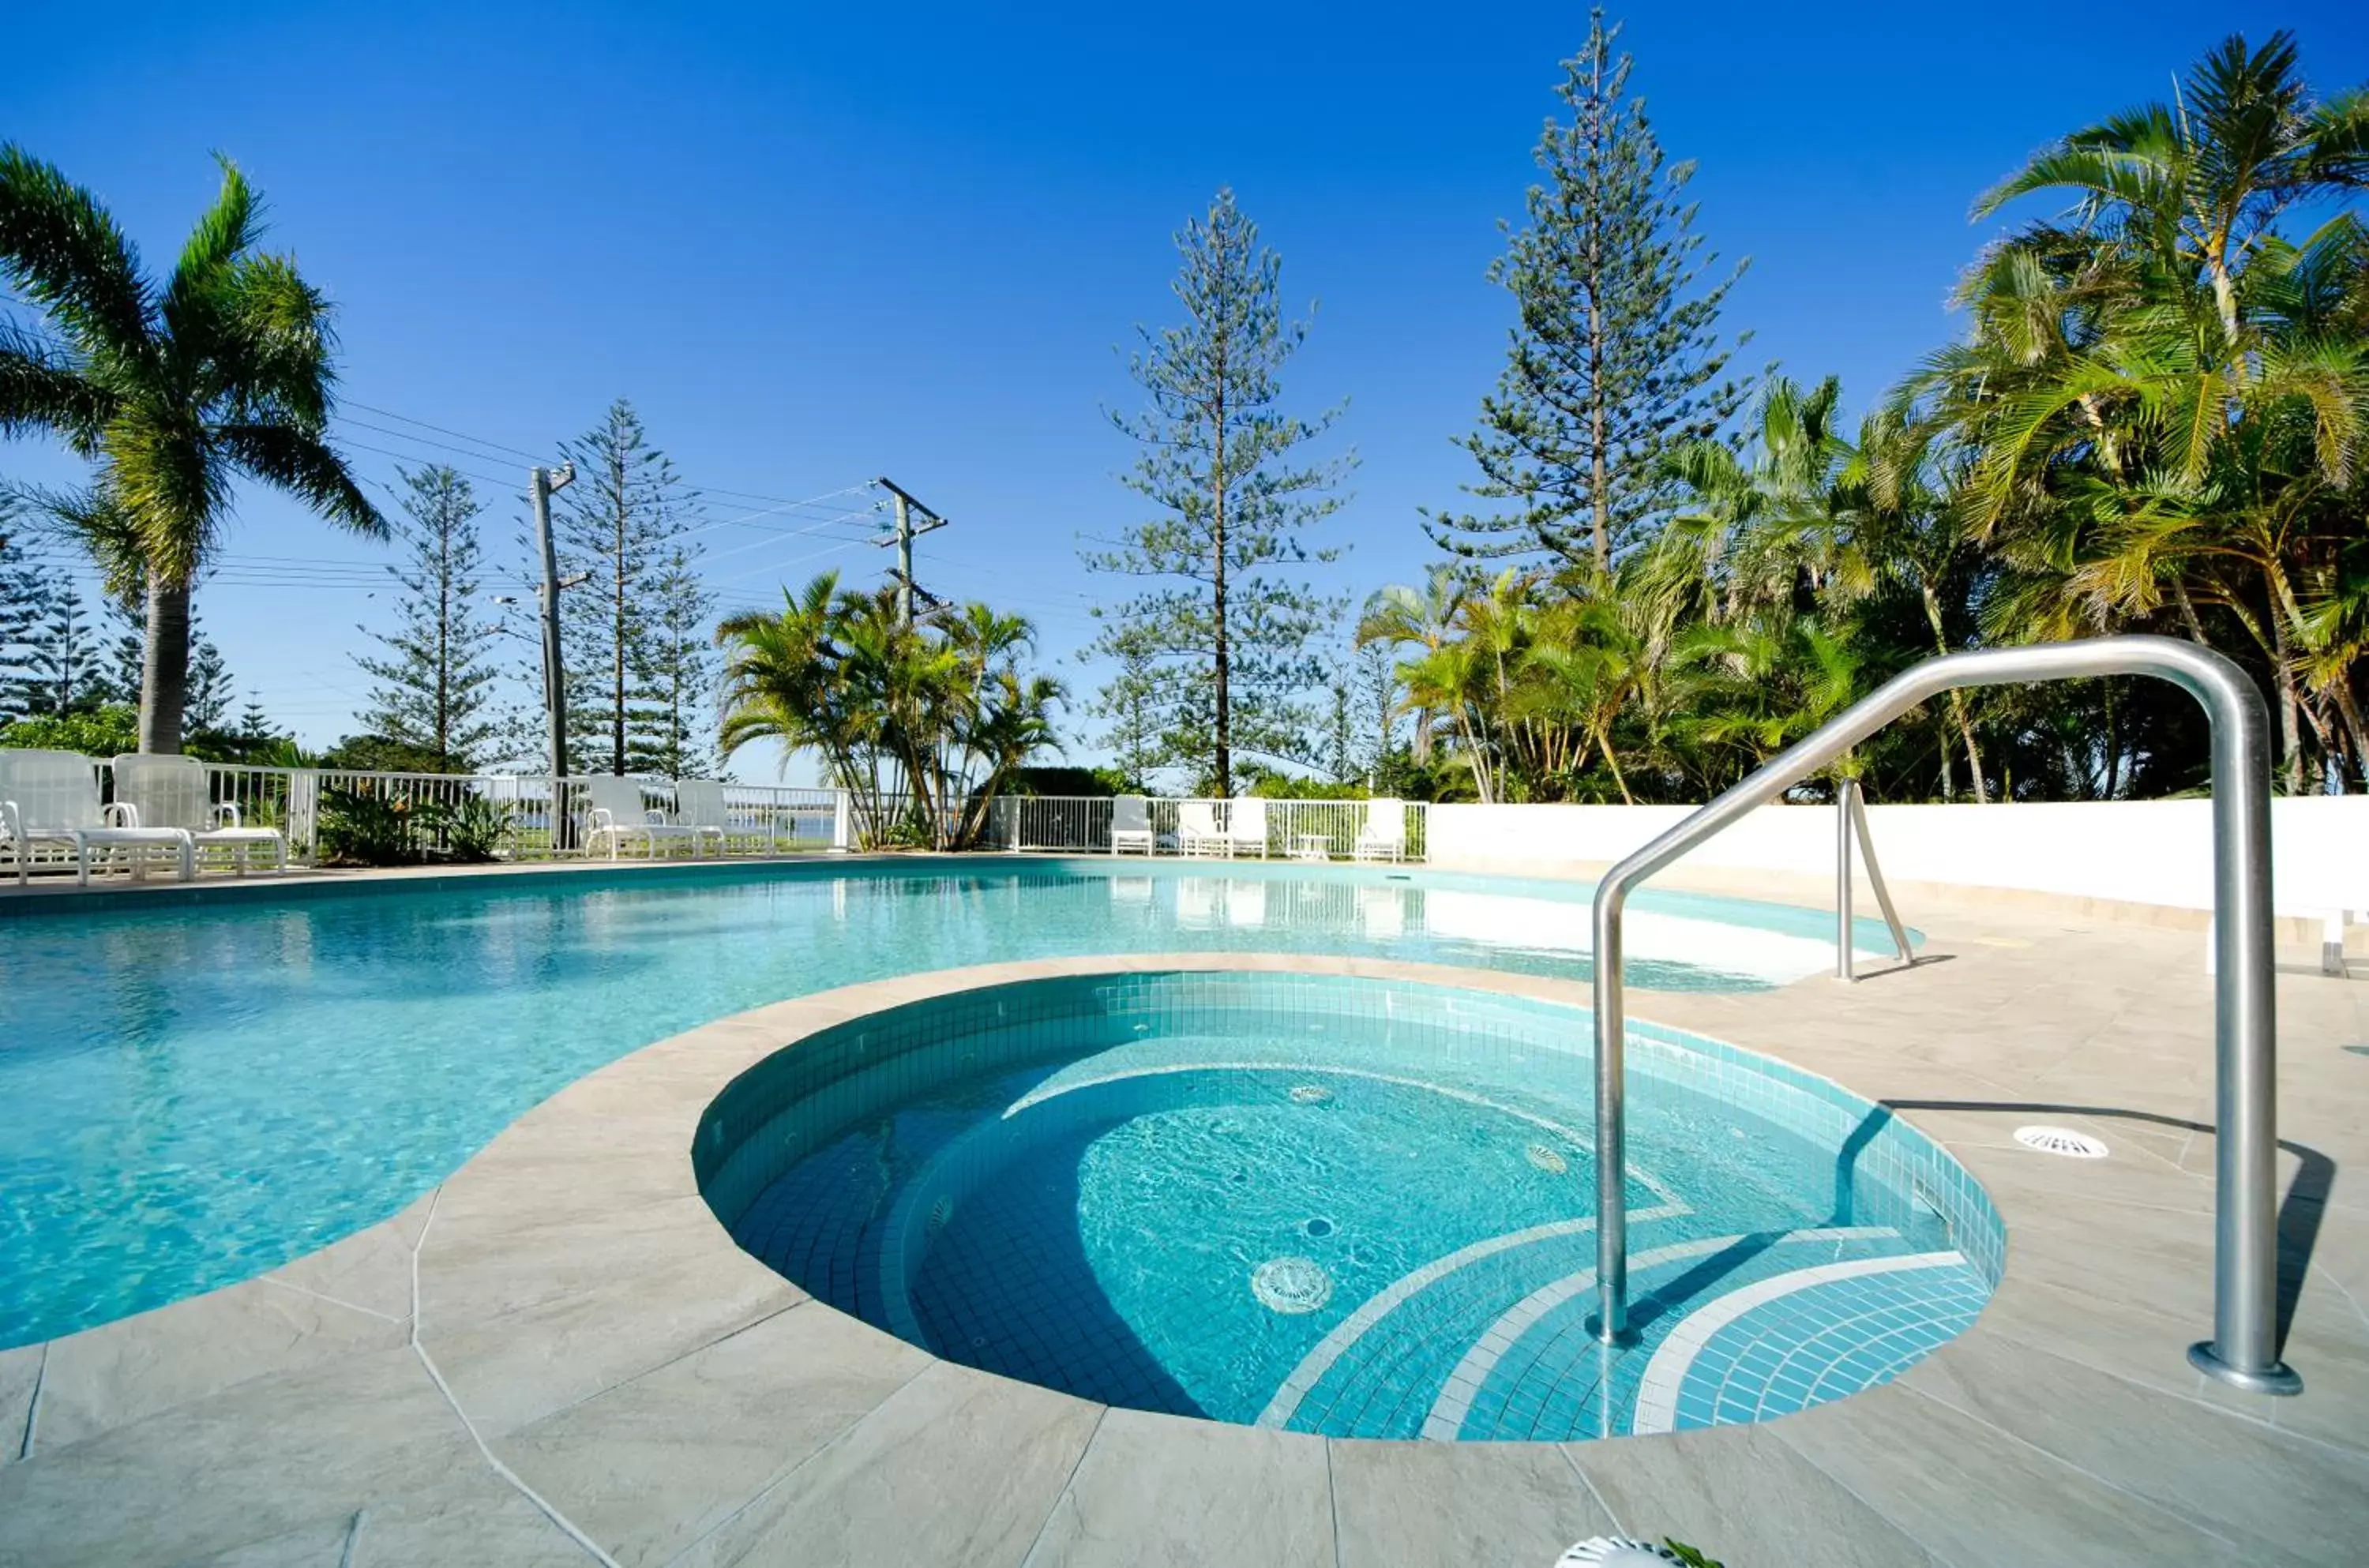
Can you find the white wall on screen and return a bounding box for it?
[1429,797,2369,917]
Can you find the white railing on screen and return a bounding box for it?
[989,795,1429,861]
[38,760,847,868]
[6,749,1428,874]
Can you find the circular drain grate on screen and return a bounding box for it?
[1555,1541,1676,1566]
[1251,1256,1334,1314]
[2014,1125,2109,1159]
[1525,1142,1570,1175]
[1289,1084,1334,1105]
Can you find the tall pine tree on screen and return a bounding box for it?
[354,466,503,770]
[0,523,46,726]
[554,400,702,775]
[1429,9,1752,573]
[13,576,102,719]
[1083,625,1172,790]
[1083,189,1353,795]
[633,547,719,778]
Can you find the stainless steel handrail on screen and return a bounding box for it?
[1837,778,1913,980]
[1590,636,2300,1394]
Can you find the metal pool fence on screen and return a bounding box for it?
[988,795,1427,861]
[5,756,1426,872]
[54,762,845,868]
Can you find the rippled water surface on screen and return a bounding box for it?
[1,857,1900,1346]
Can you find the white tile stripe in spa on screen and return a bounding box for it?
[1417,1226,1901,1441]
[1626,1249,1968,1435]
[1252,1204,1689,1430]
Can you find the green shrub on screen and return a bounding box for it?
[316,787,419,866]
[417,795,512,863]
[1,705,140,758]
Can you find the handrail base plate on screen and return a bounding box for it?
[2190,1341,2303,1396]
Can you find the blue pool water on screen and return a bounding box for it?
[701,972,1998,1442]
[1,857,1911,1349]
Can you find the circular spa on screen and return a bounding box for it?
[697,971,2003,1442]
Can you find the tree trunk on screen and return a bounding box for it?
[2330,677,2369,791]
[434,530,452,764]
[1920,583,1988,802]
[1211,391,1231,798]
[2269,598,2303,794]
[611,468,629,776]
[137,575,193,755]
[1587,251,1610,574]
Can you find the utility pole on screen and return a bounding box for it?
[873,477,947,626]
[531,463,580,837]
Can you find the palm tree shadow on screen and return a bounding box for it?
[1865,1098,2336,1355]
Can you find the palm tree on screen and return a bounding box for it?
[0,148,382,752]
[1971,31,2369,349]
[1660,376,1859,624]
[1840,411,1992,800]
[1354,565,1469,763]
[1913,34,2369,790]
[717,572,1063,850]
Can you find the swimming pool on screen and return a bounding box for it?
[0,857,1913,1349]
[699,971,1999,1442]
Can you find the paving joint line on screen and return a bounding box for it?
[16,1341,47,1461]
[1892,1377,2254,1553]
[655,1356,940,1568]
[257,1273,410,1325]
[1557,1443,1622,1538]
[405,1186,625,1567]
[1761,1416,1973,1568]
[1323,1439,1344,1568]
[1018,1403,1107,1566]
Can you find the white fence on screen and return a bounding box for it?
[990,795,1428,861]
[10,760,843,869]
[5,750,1432,875]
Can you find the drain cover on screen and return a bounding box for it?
[1525,1142,1570,1175]
[1555,1541,1676,1566]
[1251,1256,1334,1314]
[1289,1084,1334,1105]
[2014,1125,2109,1159]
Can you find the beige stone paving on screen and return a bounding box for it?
[0,879,2364,1566]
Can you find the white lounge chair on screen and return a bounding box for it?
[669,779,734,857]
[1178,801,1223,857]
[1224,797,1271,858]
[110,752,287,875]
[1,748,193,886]
[1355,798,1407,863]
[581,775,701,860]
[1109,793,1155,855]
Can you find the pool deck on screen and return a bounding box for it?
[2,879,2365,1566]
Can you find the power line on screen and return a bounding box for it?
[336,439,519,488]
[338,400,550,465]
[333,417,549,472]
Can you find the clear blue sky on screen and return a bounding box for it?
[8,1,2365,777]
